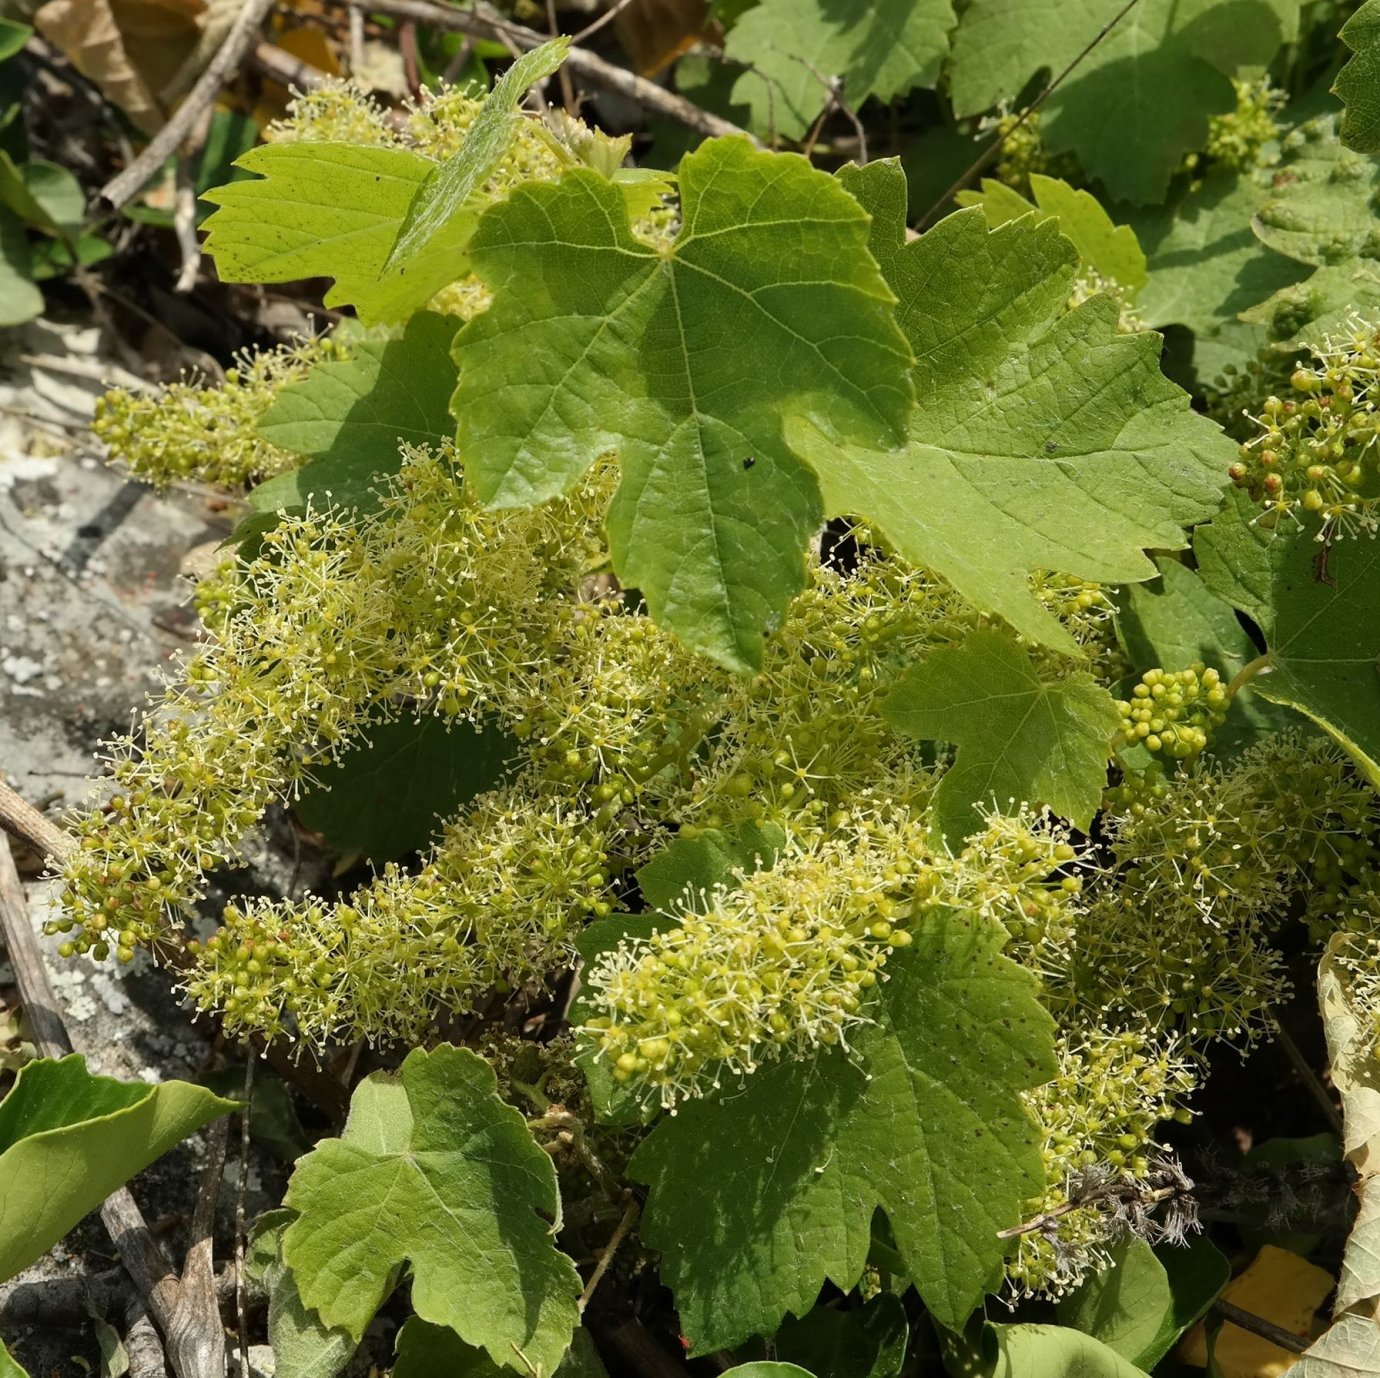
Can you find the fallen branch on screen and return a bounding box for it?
[1210,1299,1311,1355]
[0,836,227,1378]
[96,0,279,210]
[0,778,75,865]
[340,0,757,144]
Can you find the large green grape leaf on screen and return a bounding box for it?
[201,143,434,324]
[282,1044,580,1372]
[254,312,460,515]
[1253,116,1380,268]
[453,136,913,673]
[1194,491,1380,785]
[0,1055,234,1282]
[787,161,1233,656]
[946,0,1298,203]
[630,912,1056,1351]
[1336,0,1380,155]
[957,173,1147,298]
[0,205,41,327]
[883,627,1120,843]
[723,0,955,140]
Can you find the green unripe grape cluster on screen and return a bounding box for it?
[1188,78,1284,177]
[1230,316,1380,536]
[1115,663,1231,759]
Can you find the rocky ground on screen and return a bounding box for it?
[0,316,343,1376]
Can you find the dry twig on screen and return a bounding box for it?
[97,0,279,210]
[341,0,756,143]
[0,836,226,1378]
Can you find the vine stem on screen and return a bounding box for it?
[915,0,1145,230]
[1272,1019,1343,1136]
[1210,1299,1311,1355]
[1226,652,1273,698]
[577,1195,640,1315]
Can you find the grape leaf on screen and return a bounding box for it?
[0,1340,27,1378]
[631,912,1055,1350]
[1336,0,1380,155]
[245,1211,357,1378]
[201,143,434,324]
[956,173,1147,298]
[282,1044,580,1372]
[723,0,954,140]
[295,714,518,861]
[883,627,1120,843]
[787,160,1232,656]
[254,313,461,515]
[722,1368,815,1378]
[453,136,913,672]
[203,45,569,324]
[0,1055,234,1282]
[947,0,1298,203]
[1194,491,1380,786]
[1253,116,1380,268]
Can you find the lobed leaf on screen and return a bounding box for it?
[956,173,1147,298]
[282,1045,580,1372]
[454,136,913,672]
[789,160,1233,655]
[200,143,435,324]
[947,0,1298,203]
[883,627,1120,844]
[631,912,1055,1350]
[254,312,461,515]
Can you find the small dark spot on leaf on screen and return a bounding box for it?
[1044,440,1059,454]
[742,455,755,470]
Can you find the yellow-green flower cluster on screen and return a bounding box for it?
[1199,78,1285,175]
[582,822,918,1106]
[1074,735,1380,1040]
[185,779,615,1045]
[1231,316,1380,537]
[583,803,1092,1106]
[53,443,605,960]
[92,334,348,491]
[1013,1025,1196,1294]
[1115,664,1231,760]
